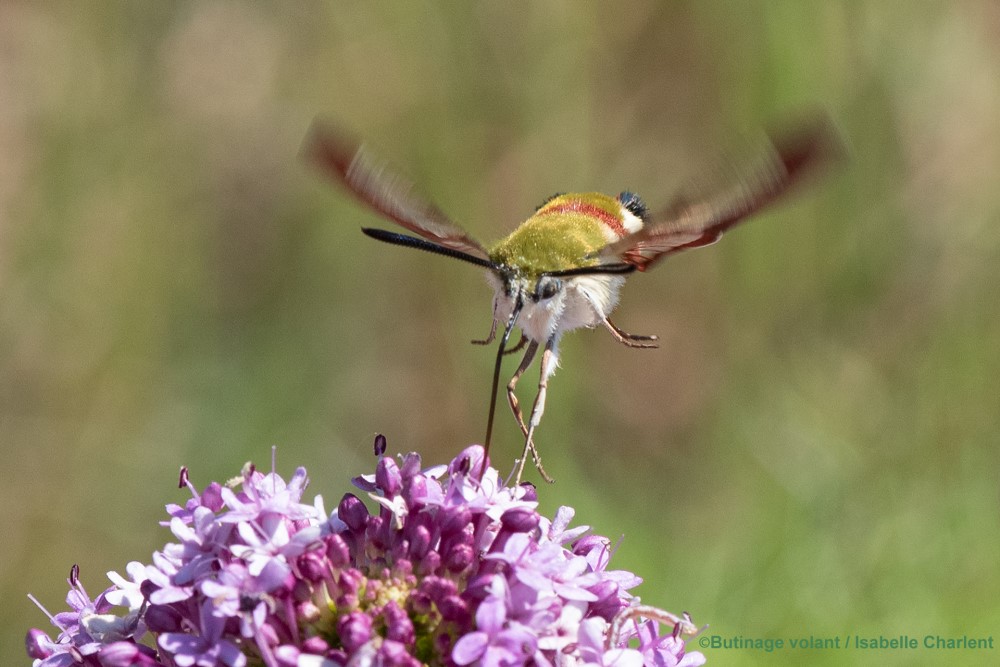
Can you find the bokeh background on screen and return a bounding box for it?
[3,3,999,665]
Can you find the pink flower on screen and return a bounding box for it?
[26,440,705,667]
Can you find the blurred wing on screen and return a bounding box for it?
[597,117,840,271]
[304,121,491,261]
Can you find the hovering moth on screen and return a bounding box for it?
[306,118,836,483]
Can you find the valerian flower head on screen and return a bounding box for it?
[27,441,705,666]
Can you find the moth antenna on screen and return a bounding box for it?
[362,228,501,270]
[541,263,637,279]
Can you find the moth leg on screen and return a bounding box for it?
[506,341,539,439]
[471,317,498,345]
[504,334,528,356]
[473,320,526,354]
[602,317,659,349]
[514,338,557,485]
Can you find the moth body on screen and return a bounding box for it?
[485,192,644,345]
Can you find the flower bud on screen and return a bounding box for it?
[338,611,372,652]
[338,494,369,533]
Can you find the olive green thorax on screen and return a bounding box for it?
[487,193,624,278]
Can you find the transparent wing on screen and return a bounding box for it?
[304,121,491,261]
[597,117,840,271]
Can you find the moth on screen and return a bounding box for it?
[306,118,835,483]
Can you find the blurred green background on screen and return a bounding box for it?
[3,3,999,665]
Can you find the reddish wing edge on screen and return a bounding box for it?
[598,116,841,271]
[303,121,491,261]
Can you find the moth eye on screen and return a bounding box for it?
[617,191,648,220]
[536,278,561,301]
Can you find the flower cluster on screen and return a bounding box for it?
[26,441,705,666]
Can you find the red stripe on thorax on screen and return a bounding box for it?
[541,200,626,238]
